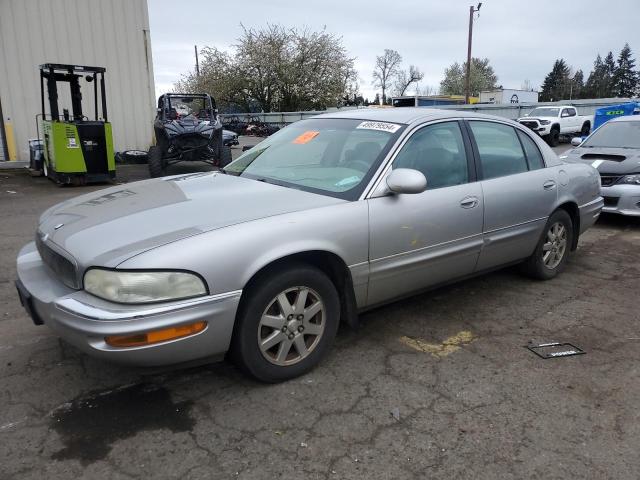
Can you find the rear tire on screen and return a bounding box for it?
[147,145,165,178]
[231,264,340,383]
[521,210,573,280]
[547,127,560,147]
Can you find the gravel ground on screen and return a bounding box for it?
[0,139,639,479]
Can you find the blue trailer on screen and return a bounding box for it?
[593,102,639,131]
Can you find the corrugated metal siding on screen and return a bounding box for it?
[0,0,155,161]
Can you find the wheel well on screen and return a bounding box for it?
[240,251,359,328]
[556,202,580,250]
[582,120,591,128]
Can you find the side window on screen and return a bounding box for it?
[561,109,569,117]
[469,121,528,180]
[517,130,545,170]
[567,108,577,117]
[393,122,468,189]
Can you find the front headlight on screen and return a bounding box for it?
[84,269,208,304]
[622,174,640,185]
[539,120,551,125]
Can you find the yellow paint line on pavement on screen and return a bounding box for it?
[399,331,476,358]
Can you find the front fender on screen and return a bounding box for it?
[117,201,370,296]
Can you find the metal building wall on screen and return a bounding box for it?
[0,0,156,161]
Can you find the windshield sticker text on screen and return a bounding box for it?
[356,121,401,133]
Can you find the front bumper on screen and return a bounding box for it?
[16,242,241,366]
[518,122,550,136]
[600,184,640,216]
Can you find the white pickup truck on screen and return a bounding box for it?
[517,106,593,146]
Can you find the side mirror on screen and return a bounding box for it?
[386,168,427,194]
[571,137,582,147]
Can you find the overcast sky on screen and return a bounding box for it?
[148,0,639,102]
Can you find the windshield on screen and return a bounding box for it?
[582,121,640,149]
[224,118,405,200]
[528,108,560,117]
[166,96,211,119]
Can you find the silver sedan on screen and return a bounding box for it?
[16,108,603,382]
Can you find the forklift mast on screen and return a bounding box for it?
[39,64,108,122]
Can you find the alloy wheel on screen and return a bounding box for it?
[257,287,325,366]
[542,222,567,269]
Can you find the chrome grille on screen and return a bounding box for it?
[35,234,79,289]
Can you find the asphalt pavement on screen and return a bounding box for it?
[0,139,639,479]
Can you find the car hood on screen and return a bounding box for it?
[38,172,345,268]
[563,146,640,175]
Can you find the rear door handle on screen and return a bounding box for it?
[460,196,479,209]
[543,180,557,190]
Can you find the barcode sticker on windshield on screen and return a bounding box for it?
[293,131,320,144]
[356,121,401,133]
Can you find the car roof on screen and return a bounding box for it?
[312,107,506,125]
[609,114,640,123]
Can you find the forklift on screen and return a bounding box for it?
[37,63,115,184]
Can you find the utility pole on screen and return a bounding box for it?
[465,3,482,104]
[194,45,200,77]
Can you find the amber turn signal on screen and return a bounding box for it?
[105,321,207,348]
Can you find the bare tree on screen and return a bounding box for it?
[372,49,402,103]
[415,84,436,96]
[394,65,424,96]
[521,79,535,91]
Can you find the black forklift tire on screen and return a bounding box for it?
[148,146,165,178]
[219,146,232,168]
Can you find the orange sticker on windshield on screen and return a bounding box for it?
[292,131,319,144]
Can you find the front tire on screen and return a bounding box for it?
[581,122,590,137]
[147,145,165,178]
[547,127,560,147]
[231,264,340,383]
[521,210,573,280]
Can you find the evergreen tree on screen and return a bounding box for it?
[603,51,617,97]
[585,54,608,98]
[612,43,638,98]
[540,59,571,101]
[572,69,584,99]
[373,93,381,105]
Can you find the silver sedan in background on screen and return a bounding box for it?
[16,108,603,382]
[564,115,640,216]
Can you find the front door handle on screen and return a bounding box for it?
[543,180,557,190]
[460,196,479,209]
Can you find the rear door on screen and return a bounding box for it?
[367,120,484,306]
[466,120,557,271]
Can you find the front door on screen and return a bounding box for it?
[367,121,484,306]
